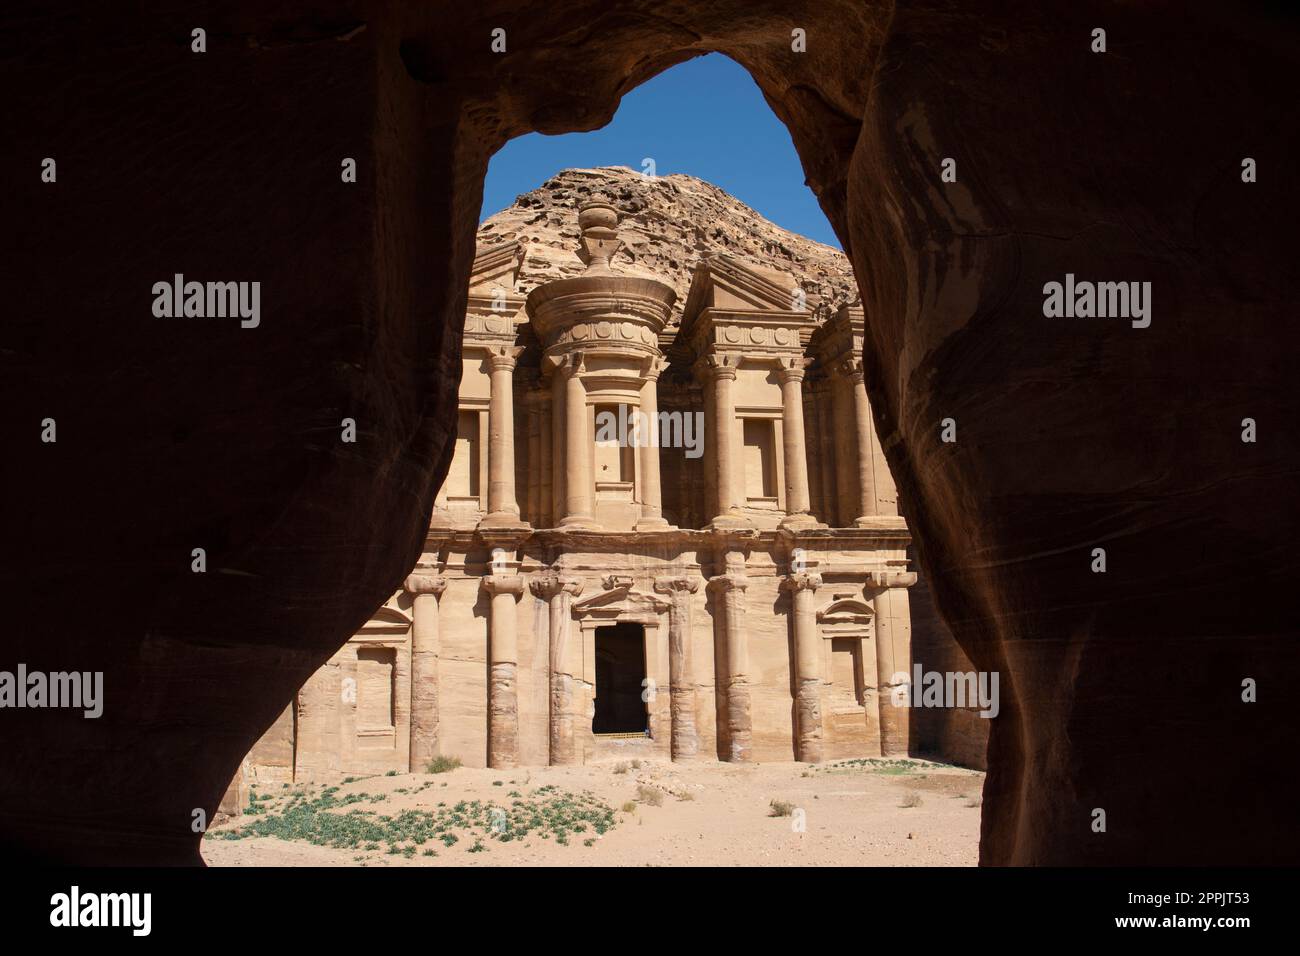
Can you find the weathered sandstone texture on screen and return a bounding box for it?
[479,166,858,321]
[2,1,1296,865]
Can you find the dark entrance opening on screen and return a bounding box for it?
[592,622,647,735]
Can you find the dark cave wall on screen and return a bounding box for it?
[846,0,1300,863]
[1,2,463,863]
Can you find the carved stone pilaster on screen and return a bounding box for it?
[654,576,701,761]
[481,573,526,768]
[776,356,816,529]
[404,571,447,771]
[701,354,749,529]
[868,571,915,756]
[782,571,824,763]
[482,345,528,530]
[707,572,751,762]
[530,572,585,765]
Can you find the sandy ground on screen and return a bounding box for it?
[203,757,983,867]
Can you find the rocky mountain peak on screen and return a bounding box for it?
[477,166,857,325]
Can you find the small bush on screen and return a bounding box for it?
[425,755,462,774]
[768,799,795,817]
[620,801,637,813]
[901,791,923,808]
[635,785,664,807]
[612,762,630,775]
[677,790,696,802]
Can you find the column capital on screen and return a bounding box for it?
[481,573,527,597]
[776,356,809,385]
[866,570,917,590]
[781,572,823,593]
[486,345,523,373]
[706,572,748,595]
[529,572,584,600]
[553,349,587,376]
[837,355,865,384]
[700,352,740,381]
[643,356,665,382]
[404,571,447,596]
[653,576,700,597]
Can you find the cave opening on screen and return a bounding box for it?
[228,48,984,866]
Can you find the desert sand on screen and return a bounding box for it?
[203,757,982,867]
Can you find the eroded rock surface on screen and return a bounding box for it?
[480,166,857,321]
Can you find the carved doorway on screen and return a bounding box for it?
[592,622,648,735]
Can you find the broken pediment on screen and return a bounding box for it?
[817,597,875,628]
[467,241,525,298]
[358,604,414,632]
[571,583,671,623]
[681,254,807,321]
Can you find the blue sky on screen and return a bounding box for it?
[480,53,839,248]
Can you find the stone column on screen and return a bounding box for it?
[549,362,566,527]
[777,358,815,528]
[525,393,541,524]
[870,571,917,756]
[833,369,859,527]
[708,571,751,762]
[636,359,668,530]
[559,353,596,528]
[705,354,746,528]
[815,381,838,524]
[654,576,700,760]
[782,571,824,762]
[530,571,585,765]
[481,571,526,768]
[405,570,447,771]
[846,358,877,525]
[540,393,553,528]
[484,346,522,525]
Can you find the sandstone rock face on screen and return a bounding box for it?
[3,1,1296,866]
[479,166,857,321]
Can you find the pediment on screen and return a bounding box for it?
[817,598,875,627]
[359,605,413,630]
[572,586,670,620]
[467,241,525,297]
[681,254,802,320]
